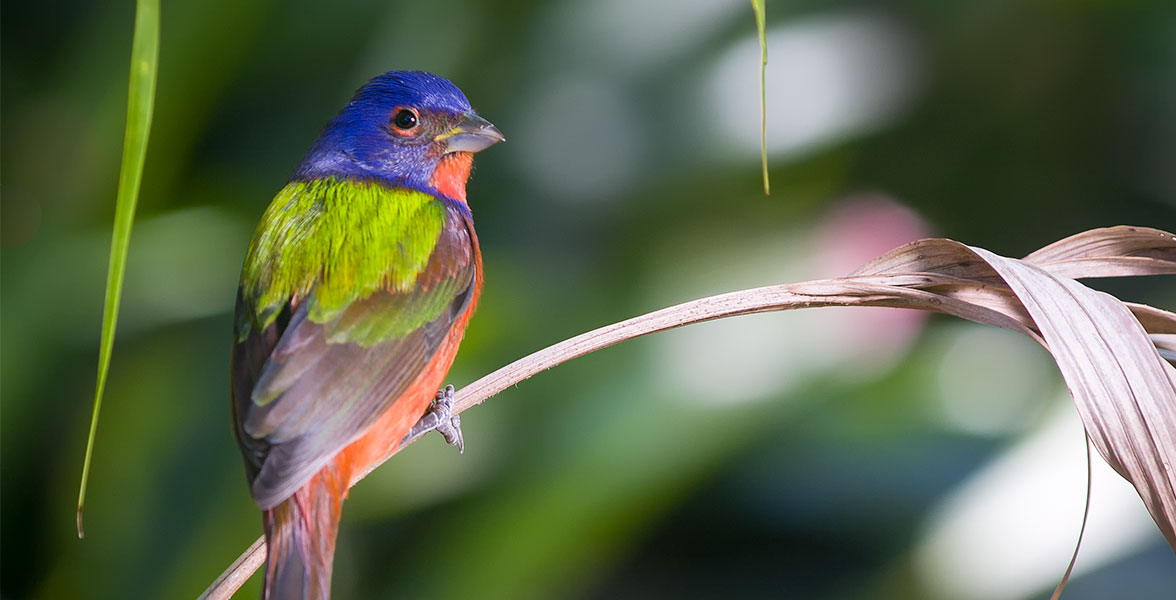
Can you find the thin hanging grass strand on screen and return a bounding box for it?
[751,0,769,194]
[1050,439,1093,600]
[76,0,161,539]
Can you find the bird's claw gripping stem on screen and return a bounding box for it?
[403,384,464,453]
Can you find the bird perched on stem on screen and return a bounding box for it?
[230,71,503,600]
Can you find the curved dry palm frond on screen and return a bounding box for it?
[855,227,1176,546]
[202,226,1176,600]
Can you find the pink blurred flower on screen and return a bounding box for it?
[813,193,933,366]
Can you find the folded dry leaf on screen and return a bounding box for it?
[855,226,1176,547]
[201,226,1176,600]
[978,245,1176,548]
[1025,225,1176,278]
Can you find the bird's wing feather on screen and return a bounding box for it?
[231,179,476,509]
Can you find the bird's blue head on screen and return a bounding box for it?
[293,71,503,202]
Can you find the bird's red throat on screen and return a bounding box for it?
[430,152,474,204]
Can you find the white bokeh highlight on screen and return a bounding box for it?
[933,324,1056,436]
[705,12,921,160]
[512,75,643,202]
[557,0,743,73]
[916,401,1165,600]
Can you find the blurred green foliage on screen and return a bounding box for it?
[2,1,1174,599]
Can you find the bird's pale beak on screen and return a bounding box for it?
[436,113,505,154]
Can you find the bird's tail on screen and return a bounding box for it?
[262,462,348,600]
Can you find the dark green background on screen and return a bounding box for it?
[3,0,1174,598]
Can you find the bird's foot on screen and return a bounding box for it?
[403,385,464,453]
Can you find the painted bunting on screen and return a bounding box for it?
[230,71,503,599]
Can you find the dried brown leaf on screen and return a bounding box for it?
[1128,303,1176,336]
[1025,225,1176,278]
[851,238,1008,284]
[974,247,1176,548]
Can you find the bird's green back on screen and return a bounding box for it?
[237,177,448,341]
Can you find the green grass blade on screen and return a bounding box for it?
[750,0,769,194]
[76,0,161,539]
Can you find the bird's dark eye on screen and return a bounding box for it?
[391,108,419,132]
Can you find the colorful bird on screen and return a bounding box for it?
[230,71,503,600]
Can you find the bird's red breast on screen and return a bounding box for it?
[430,152,475,204]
